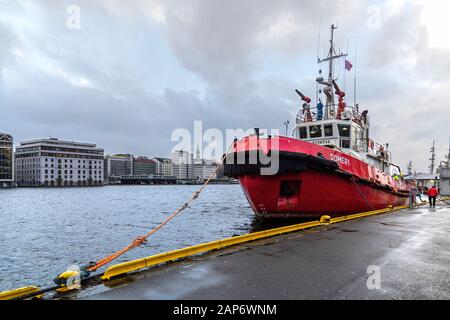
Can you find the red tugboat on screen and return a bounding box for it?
[224,25,413,219]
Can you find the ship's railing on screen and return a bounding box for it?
[296,104,369,125]
[352,138,391,162]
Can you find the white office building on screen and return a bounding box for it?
[193,160,218,181]
[15,138,104,187]
[171,150,193,180]
[152,157,173,176]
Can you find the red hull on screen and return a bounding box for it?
[239,171,408,219]
[224,136,412,219]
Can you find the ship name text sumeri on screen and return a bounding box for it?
[330,153,351,166]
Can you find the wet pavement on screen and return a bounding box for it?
[79,201,450,300]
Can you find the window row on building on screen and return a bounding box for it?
[14,138,104,187]
[0,133,14,187]
[104,155,171,181]
[104,151,220,182]
[1,133,221,187]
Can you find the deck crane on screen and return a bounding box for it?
[332,80,346,120]
[295,89,313,122]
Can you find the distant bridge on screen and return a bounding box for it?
[110,175,178,185]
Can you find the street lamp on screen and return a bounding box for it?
[283,120,290,137]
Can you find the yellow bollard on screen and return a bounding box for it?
[54,270,81,293]
[320,215,331,224]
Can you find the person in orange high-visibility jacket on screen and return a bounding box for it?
[427,186,439,208]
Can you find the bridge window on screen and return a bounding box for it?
[338,125,351,137]
[299,127,307,139]
[324,124,333,137]
[309,125,322,138]
[341,139,351,149]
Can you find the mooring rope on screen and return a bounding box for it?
[86,144,233,272]
[351,176,375,211]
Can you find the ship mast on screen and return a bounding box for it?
[429,140,436,174]
[407,160,413,175]
[317,24,348,119]
[447,136,450,168]
[328,24,336,83]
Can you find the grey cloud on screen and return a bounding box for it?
[358,2,450,170]
[0,19,21,81]
[0,0,448,172]
[364,4,426,69]
[365,2,450,83]
[161,0,367,101]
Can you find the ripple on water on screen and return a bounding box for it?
[0,185,257,291]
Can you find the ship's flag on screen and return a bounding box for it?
[345,60,353,71]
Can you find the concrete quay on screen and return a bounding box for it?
[78,200,450,300]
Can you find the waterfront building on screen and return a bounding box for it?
[404,173,440,189]
[104,154,134,182]
[171,150,193,180]
[193,160,218,181]
[133,157,156,175]
[152,157,173,176]
[0,132,14,188]
[440,168,450,196]
[192,147,218,181]
[15,138,104,187]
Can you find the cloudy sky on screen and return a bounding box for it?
[0,0,449,172]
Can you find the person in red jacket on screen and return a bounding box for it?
[427,185,439,208]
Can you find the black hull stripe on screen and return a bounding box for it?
[223,151,409,197]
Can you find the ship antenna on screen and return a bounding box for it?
[317,15,322,61]
[344,39,350,92]
[328,24,337,83]
[327,24,337,109]
[447,136,450,168]
[430,140,436,174]
[354,36,358,108]
[316,16,322,104]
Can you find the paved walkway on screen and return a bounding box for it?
[81,201,450,300]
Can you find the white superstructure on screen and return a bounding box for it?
[293,25,399,176]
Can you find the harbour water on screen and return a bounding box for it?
[0,185,261,292]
